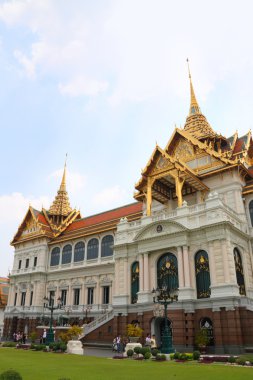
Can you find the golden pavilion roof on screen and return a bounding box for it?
[48,164,72,216]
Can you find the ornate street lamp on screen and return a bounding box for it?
[83,306,92,324]
[152,285,179,354]
[43,296,62,344]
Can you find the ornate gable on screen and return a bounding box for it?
[11,206,48,245]
[134,220,188,241]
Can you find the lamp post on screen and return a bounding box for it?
[152,285,178,354]
[83,306,92,324]
[43,296,62,344]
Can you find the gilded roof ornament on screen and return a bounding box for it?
[184,59,216,139]
[187,58,201,116]
[48,160,72,217]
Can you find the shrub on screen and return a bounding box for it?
[178,353,193,361]
[140,347,151,356]
[59,343,67,352]
[236,355,253,365]
[134,346,142,355]
[29,331,37,343]
[0,370,23,380]
[126,324,143,338]
[156,354,166,361]
[179,353,188,361]
[228,356,236,363]
[193,350,200,360]
[127,349,134,357]
[151,349,159,357]
[195,329,210,348]
[59,325,82,343]
[59,332,68,344]
[144,352,151,360]
[49,342,55,350]
[34,344,46,351]
[236,357,246,366]
[2,342,16,348]
[174,352,180,359]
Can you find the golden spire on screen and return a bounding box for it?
[59,154,67,192]
[184,59,216,139]
[48,156,72,217]
[187,58,200,115]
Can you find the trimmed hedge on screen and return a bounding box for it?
[0,370,23,380]
[1,342,16,348]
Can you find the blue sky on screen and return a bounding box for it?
[1,0,253,275]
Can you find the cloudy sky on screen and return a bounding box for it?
[1,0,253,275]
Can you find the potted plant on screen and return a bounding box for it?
[126,324,143,342]
[195,329,210,354]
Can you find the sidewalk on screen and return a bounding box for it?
[83,347,114,358]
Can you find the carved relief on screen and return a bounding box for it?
[22,218,39,236]
[173,140,195,162]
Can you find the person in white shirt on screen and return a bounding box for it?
[116,335,121,353]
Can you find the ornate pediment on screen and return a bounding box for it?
[134,220,188,241]
[172,139,195,162]
[21,217,39,236]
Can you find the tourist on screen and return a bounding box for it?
[145,334,151,347]
[116,335,121,353]
[151,334,157,349]
[42,329,47,344]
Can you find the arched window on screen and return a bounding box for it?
[50,247,60,266]
[87,238,99,260]
[157,253,179,290]
[74,242,85,262]
[62,244,72,264]
[101,235,114,257]
[131,261,139,304]
[234,248,246,295]
[249,200,253,226]
[195,250,211,299]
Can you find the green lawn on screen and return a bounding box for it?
[0,348,250,380]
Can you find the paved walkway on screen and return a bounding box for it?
[83,347,115,358]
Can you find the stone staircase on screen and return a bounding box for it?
[79,309,114,340]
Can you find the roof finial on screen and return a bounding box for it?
[60,154,68,192]
[186,58,200,116]
[186,57,191,79]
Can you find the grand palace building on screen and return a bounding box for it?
[4,71,253,354]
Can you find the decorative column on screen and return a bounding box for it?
[124,258,128,294]
[139,254,144,292]
[175,175,185,207]
[183,245,190,287]
[146,177,153,216]
[177,246,184,288]
[143,253,149,291]
[208,240,216,285]
[221,240,229,283]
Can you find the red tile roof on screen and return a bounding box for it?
[233,137,245,154]
[66,202,143,232]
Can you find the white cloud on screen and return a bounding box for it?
[1,0,250,105]
[0,192,50,225]
[14,49,36,78]
[59,76,108,97]
[92,186,126,208]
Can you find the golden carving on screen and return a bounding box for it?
[49,164,72,217]
[173,140,195,162]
